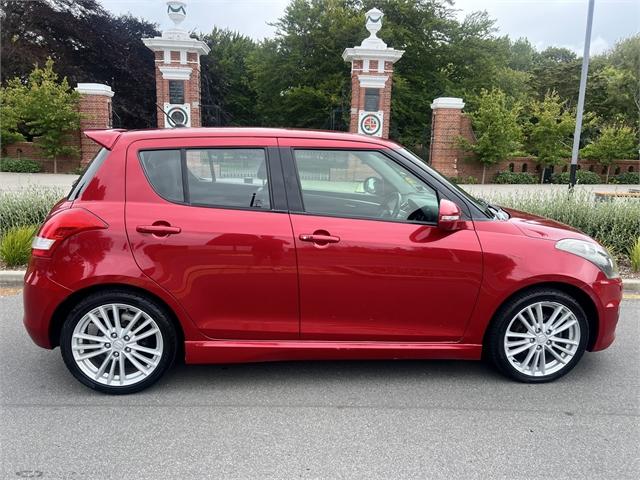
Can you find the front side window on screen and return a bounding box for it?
[293,150,438,223]
[139,148,270,210]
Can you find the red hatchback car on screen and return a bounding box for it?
[23,128,622,394]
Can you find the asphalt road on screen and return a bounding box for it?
[0,292,638,480]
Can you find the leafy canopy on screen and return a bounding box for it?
[1,59,80,170]
[581,123,638,166]
[461,88,522,166]
[526,91,575,167]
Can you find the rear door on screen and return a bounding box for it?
[125,136,299,340]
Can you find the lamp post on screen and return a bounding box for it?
[569,0,595,188]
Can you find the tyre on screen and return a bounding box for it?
[486,288,589,383]
[60,290,177,394]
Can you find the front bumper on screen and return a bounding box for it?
[590,276,623,351]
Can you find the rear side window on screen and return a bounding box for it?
[68,148,109,200]
[139,148,270,210]
[139,150,184,202]
[185,149,270,209]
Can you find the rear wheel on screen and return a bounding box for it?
[60,291,177,394]
[486,288,588,383]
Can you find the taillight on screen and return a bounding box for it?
[32,208,108,258]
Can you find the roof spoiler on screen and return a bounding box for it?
[84,129,126,149]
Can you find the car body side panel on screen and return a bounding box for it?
[461,221,623,349]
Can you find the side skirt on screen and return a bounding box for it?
[185,340,482,364]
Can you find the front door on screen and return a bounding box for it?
[283,144,483,342]
[125,137,299,339]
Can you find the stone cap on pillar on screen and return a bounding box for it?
[342,7,404,65]
[75,83,114,97]
[142,0,210,56]
[431,97,465,110]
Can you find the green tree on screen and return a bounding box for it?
[581,122,638,182]
[1,0,158,128]
[459,88,522,184]
[0,79,27,147]
[200,28,259,126]
[526,91,575,182]
[21,59,81,173]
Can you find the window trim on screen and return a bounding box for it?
[286,147,442,227]
[137,146,280,213]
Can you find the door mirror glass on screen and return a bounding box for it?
[363,176,383,195]
[438,199,462,231]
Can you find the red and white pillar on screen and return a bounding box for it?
[142,1,209,128]
[342,8,403,139]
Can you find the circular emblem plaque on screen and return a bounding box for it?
[360,113,381,136]
[167,106,188,126]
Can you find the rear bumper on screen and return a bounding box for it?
[23,260,72,349]
[590,276,623,351]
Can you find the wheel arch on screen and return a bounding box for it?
[49,283,185,356]
[481,281,599,353]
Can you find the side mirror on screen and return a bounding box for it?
[438,199,462,231]
[363,176,383,195]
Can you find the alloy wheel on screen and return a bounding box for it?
[71,303,164,387]
[503,301,581,377]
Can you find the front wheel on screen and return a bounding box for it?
[486,288,589,383]
[60,290,177,394]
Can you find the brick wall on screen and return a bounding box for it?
[4,139,80,173]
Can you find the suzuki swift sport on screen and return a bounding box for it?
[23,128,623,394]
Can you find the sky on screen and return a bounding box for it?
[100,0,639,55]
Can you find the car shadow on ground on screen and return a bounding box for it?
[159,358,505,390]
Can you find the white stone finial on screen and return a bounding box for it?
[167,1,187,28]
[361,8,387,49]
[365,8,383,38]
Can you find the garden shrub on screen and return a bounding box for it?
[0,187,64,237]
[551,170,601,184]
[0,225,37,267]
[448,176,478,184]
[0,157,42,173]
[494,171,537,184]
[610,172,639,184]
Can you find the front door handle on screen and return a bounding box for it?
[299,232,340,244]
[136,224,181,235]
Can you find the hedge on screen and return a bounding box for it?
[0,157,42,173]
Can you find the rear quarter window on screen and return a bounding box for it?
[68,148,109,200]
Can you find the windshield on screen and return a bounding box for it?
[395,147,492,217]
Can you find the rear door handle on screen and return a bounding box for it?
[299,233,340,243]
[136,225,181,235]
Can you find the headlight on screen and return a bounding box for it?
[555,238,619,279]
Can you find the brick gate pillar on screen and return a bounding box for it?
[429,97,466,178]
[75,83,114,166]
[142,1,210,128]
[343,8,403,139]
